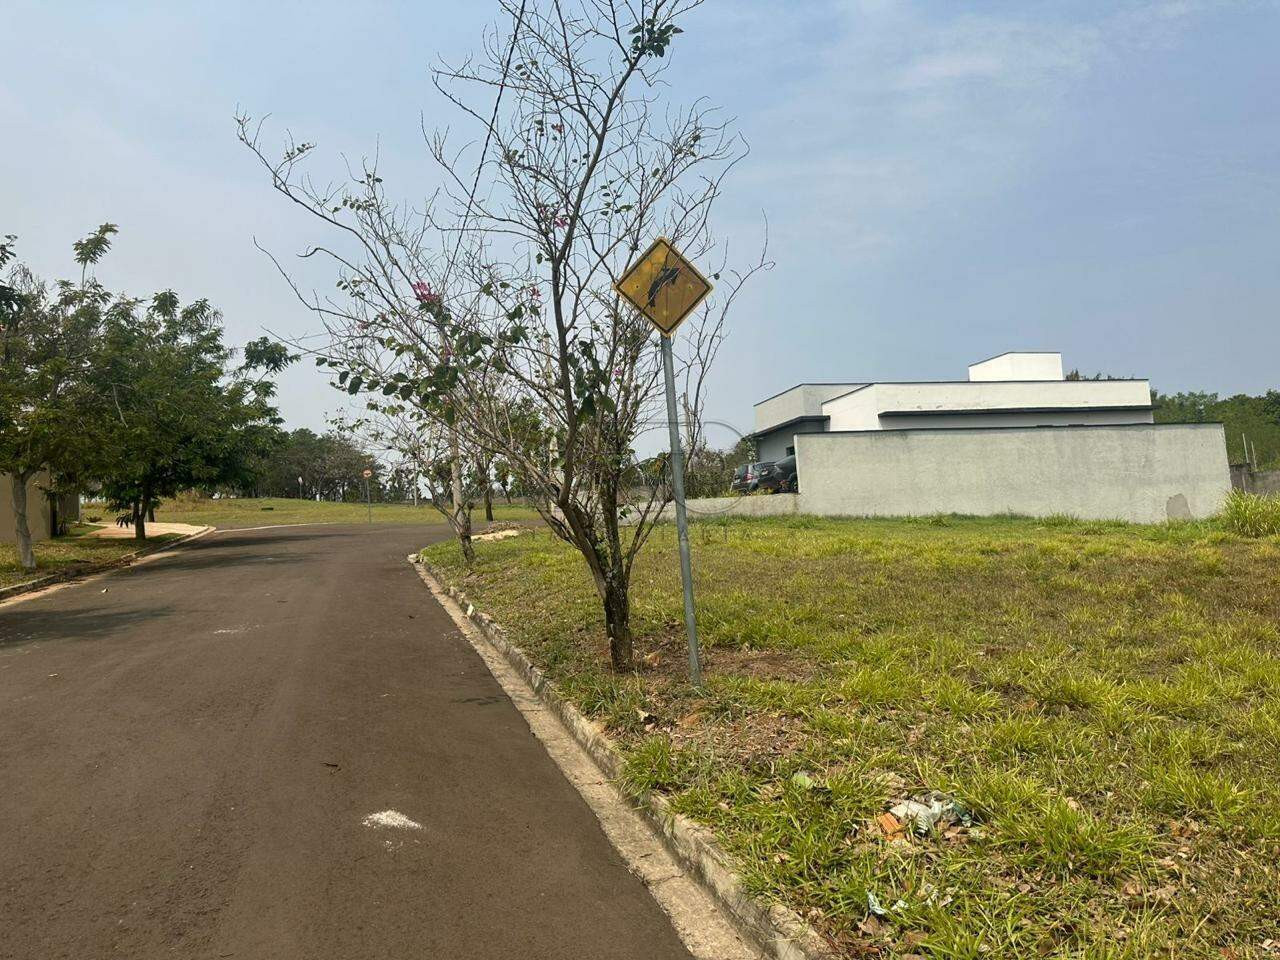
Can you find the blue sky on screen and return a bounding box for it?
[4,0,1277,446]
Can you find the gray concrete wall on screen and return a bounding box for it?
[794,423,1230,523]
[0,472,58,543]
[1232,465,1280,496]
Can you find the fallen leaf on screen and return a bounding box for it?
[859,915,889,937]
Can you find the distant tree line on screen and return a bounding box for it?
[255,428,382,502]
[1153,390,1280,468]
[0,225,296,568]
[1066,370,1279,467]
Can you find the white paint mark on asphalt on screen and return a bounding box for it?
[362,810,423,831]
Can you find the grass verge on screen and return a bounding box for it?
[422,514,1280,959]
[142,495,540,529]
[1,523,181,590]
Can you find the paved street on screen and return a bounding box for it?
[0,525,694,960]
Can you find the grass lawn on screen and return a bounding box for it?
[142,496,540,529]
[422,514,1280,959]
[0,523,181,590]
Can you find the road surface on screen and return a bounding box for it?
[0,524,695,960]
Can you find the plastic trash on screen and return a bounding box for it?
[888,791,972,835]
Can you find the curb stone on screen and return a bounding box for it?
[412,555,839,960]
[0,526,215,603]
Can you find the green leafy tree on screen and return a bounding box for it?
[93,294,295,539]
[0,226,117,569]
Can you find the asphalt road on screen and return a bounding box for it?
[0,524,695,960]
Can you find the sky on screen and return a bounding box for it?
[3,0,1278,451]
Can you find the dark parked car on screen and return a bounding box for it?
[730,461,773,494]
[756,454,798,494]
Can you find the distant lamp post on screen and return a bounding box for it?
[297,476,304,500]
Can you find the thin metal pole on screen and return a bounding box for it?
[660,333,702,687]
[365,477,372,524]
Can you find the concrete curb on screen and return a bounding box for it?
[0,526,215,603]
[412,556,839,960]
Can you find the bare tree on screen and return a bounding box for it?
[332,407,486,560]
[237,0,768,671]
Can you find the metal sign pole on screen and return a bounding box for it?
[660,333,702,687]
[364,477,372,524]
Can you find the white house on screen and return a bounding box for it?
[750,352,1154,461]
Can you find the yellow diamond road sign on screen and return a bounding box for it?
[614,237,713,337]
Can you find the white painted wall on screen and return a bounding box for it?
[822,380,1152,431]
[753,383,863,433]
[968,352,1064,381]
[794,423,1230,523]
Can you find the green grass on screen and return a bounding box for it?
[146,495,540,529]
[0,523,181,590]
[422,514,1280,958]
[1220,490,1280,538]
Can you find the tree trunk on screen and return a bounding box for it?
[484,486,494,523]
[134,497,147,541]
[601,571,633,671]
[448,424,474,563]
[10,472,36,572]
[147,503,156,523]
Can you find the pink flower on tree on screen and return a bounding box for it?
[553,214,569,229]
[412,280,440,307]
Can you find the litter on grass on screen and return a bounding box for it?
[866,891,888,917]
[888,792,972,836]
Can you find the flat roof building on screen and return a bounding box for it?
[750,352,1154,462]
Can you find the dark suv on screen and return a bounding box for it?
[730,461,772,494]
[756,454,798,494]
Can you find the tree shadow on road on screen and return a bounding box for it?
[0,602,179,650]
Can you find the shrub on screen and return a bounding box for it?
[1219,490,1280,538]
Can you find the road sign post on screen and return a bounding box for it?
[614,237,713,687]
[660,333,702,687]
[362,468,373,524]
